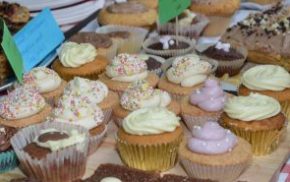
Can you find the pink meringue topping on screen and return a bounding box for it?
[187,122,237,155]
[190,79,226,112]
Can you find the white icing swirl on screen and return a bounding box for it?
[106,54,148,82]
[121,80,171,111]
[242,65,290,91]
[166,54,212,87]
[224,93,281,121]
[58,42,97,68]
[23,67,62,93]
[0,86,46,120]
[123,107,180,135]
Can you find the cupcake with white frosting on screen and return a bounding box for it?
[0,86,51,128]
[23,67,66,106]
[158,54,217,100]
[179,122,252,181]
[98,53,159,96]
[61,77,119,123]
[113,79,180,127]
[52,41,109,81]
[220,93,286,155]
[239,65,290,120]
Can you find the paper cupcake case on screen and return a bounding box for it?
[182,113,222,131]
[88,125,107,155]
[0,150,19,173]
[103,108,113,124]
[116,135,182,171]
[11,122,90,182]
[142,36,195,57]
[280,100,290,121]
[97,43,118,62]
[113,116,123,128]
[96,25,148,54]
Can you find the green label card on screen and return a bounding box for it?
[0,19,23,83]
[158,0,191,25]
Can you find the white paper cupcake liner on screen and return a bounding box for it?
[142,35,195,57]
[182,113,222,131]
[11,122,89,182]
[88,125,107,155]
[96,25,148,54]
[103,108,113,124]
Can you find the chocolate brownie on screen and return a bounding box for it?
[203,45,244,61]
[158,174,216,182]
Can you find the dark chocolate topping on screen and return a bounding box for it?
[107,31,130,39]
[38,132,69,143]
[107,2,148,14]
[158,174,215,182]
[70,32,112,49]
[146,57,162,70]
[148,40,189,50]
[203,45,244,61]
[0,125,16,152]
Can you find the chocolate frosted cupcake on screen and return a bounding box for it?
[138,54,165,76]
[11,122,90,182]
[143,35,195,58]
[202,41,247,77]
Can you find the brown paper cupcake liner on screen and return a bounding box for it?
[142,35,195,57]
[10,122,89,182]
[180,156,250,182]
[116,135,182,171]
[182,113,222,131]
[88,125,107,155]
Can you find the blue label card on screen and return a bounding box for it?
[14,8,64,72]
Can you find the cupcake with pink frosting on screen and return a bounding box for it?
[98,53,159,96]
[179,122,252,181]
[181,79,227,130]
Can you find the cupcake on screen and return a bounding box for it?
[138,54,165,76]
[52,42,109,81]
[62,77,119,123]
[239,65,290,120]
[179,122,252,181]
[0,86,51,128]
[117,107,183,171]
[11,122,89,182]
[52,92,107,155]
[96,25,148,54]
[113,80,180,126]
[157,10,209,39]
[128,0,158,9]
[0,125,18,173]
[181,79,227,130]
[98,1,157,28]
[190,0,240,36]
[98,53,159,96]
[220,93,286,155]
[22,67,66,106]
[202,41,248,77]
[143,35,195,58]
[158,54,216,100]
[69,32,117,60]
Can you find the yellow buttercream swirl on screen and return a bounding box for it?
[224,93,281,121]
[242,65,290,91]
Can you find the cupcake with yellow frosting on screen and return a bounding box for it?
[99,53,159,96]
[52,42,109,81]
[239,65,290,120]
[220,93,286,155]
[158,54,217,100]
[113,80,180,127]
[22,67,66,106]
[117,107,183,171]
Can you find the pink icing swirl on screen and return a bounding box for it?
[187,122,237,155]
[190,79,226,112]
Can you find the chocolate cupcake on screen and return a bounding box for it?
[138,54,165,76]
[202,41,247,77]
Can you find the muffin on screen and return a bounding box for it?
[0,86,51,128]
[113,80,180,126]
[239,65,290,120]
[98,1,157,28]
[52,42,109,81]
[11,122,89,182]
[181,79,227,130]
[117,107,183,171]
[143,35,195,58]
[98,53,159,96]
[158,54,216,100]
[202,41,248,77]
[138,54,165,76]
[22,67,66,106]
[0,125,18,173]
[62,77,118,124]
[157,10,209,39]
[220,93,286,155]
[52,91,107,155]
[179,122,252,181]
[128,0,158,9]
[190,0,240,36]
[70,32,117,60]
[96,25,148,54]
